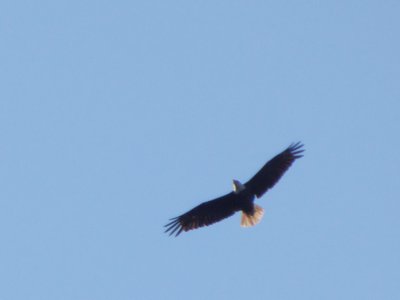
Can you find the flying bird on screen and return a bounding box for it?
[165,142,304,236]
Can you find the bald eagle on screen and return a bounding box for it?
[165,142,304,236]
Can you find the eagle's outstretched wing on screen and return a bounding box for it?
[245,142,304,198]
[164,192,238,236]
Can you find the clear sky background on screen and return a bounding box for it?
[1,1,399,299]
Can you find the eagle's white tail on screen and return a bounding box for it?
[241,204,264,227]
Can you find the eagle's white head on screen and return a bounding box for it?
[232,179,245,193]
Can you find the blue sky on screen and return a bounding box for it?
[1,1,399,299]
